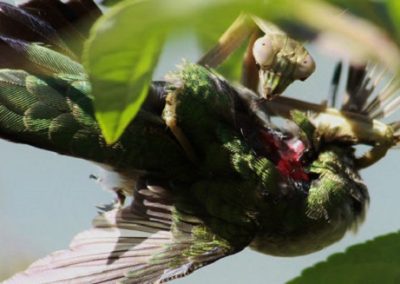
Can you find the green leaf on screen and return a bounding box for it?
[288,231,400,284]
[84,0,266,144]
[83,0,165,144]
[99,0,124,6]
[283,0,400,74]
[325,0,399,46]
[388,0,400,44]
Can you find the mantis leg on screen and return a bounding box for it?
[241,30,262,92]
[163,91,198,163]
[197,14,256,68]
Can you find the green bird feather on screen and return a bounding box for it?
[0,1,399,283]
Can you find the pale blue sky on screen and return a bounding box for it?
[0,3,400,283]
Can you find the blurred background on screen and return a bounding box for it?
[0,1,399,283]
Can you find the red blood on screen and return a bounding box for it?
[259,129,309,182]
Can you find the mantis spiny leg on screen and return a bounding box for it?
[198,14,256,68]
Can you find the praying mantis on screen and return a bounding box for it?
[194,14,399,170]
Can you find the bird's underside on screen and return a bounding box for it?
[0,1,400,283]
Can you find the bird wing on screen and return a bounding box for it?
[0,12,188,176]
[0,0,97,154]
[5,181,244,284]
[0,0,102,58]
[0,34,110,161]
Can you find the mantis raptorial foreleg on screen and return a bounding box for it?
[241,30,262,92]
[198,14,256,68]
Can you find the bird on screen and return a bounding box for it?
[0,1,399,283]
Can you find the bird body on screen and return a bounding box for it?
[1,60,370,282]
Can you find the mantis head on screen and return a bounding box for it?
[253,34,315,99]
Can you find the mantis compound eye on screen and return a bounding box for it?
[294,54,316,81]
[253,36,275,68]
